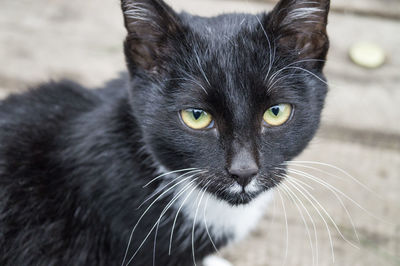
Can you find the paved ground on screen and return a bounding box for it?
[0,0,399,265]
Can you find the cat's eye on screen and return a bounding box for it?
[180,109,213,130]
[263,104,293,126]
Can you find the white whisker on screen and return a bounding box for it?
[287,175,357,249]
[285,161,380,198]
[139,169,202,209]
[152,179,198,266]
[127,178,201,266]
[282,179,320,266]
[267,59,326,88]
[169,183,200,254]
[266,190,278,236]
[285,168,360,244]
[143,168,199,188]
[285,165,388,224]
[194,48,211,87]
[192,182,211,266]
[281,173,314,190]
[276,188,289,266]
[285,179,335,263]
[121,171,206,266]
[255,15,273,83]
[280,182,316,266]
[167,77,208,95]
[203,194,220,254]
[268,73,302,91]
[286,163,346,181]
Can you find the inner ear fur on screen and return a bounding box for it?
[268,0,330,66]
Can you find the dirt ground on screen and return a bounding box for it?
[0,0,399,265]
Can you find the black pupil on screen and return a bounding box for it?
[271,106,280,116]
[192,110,203,120]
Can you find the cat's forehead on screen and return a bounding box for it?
[179,13,271,81]
[181,13,258,39]
[172,13,305,123]
[172,16,273,118]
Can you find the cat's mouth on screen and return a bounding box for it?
[217,173,283,205]
[220,179,264,205]
[190,171,283,206]
[229,192,258,205]
[228,178,259,194]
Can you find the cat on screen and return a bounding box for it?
[0,0,330,265]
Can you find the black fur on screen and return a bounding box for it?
[0,0,330,265]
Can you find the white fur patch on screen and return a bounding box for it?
[175,185,274,243]
[203,255,233,266]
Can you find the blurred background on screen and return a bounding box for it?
[0,0,399,265]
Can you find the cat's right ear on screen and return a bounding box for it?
[267,0,330,68]
[121,0,183,73]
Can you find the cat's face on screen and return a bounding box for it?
[122,0,329,205]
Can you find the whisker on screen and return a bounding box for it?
[168,182,200,255]
[280,66,328,85]
[166,77,209,95]
[139,169,202,209]
[143,168,199,188]
[286,166,388,224]
[268,73,303,91]
[285,168,360,244]
[280,182,317,266]
[192,182,211,266]
[285,179,335,263]
[282,179,320,266]
[276,188,289,266]
[127,177,201,266]
[168,179,205,255]
[121,171,206,266]
[194,48,211,87]
[285,163,346,181]
[276,171,314,191]
[285,160,380,198]
[267,59,326,87]
[287,175,358,249]
[265,190,278,237]
[151,179,198,266]
[203,193,220,254]
[255,15,273,82]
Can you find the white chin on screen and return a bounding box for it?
[203,255,233,266]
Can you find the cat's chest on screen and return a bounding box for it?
[177,188,274,243]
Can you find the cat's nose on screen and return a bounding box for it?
[228,146,259,188]
[229,167,259,188]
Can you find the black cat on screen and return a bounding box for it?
[0,0,330,265]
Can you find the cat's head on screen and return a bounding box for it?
[121,0,330,205]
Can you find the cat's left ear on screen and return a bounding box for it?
[121,0,183,74]
[267,0,330,67]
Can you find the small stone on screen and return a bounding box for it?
[349,42,386,69]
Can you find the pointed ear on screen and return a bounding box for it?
[269,0,330,66]
[121,0,183,73]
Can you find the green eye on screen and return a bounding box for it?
[263,104,292,126]
[180,109,213,130]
